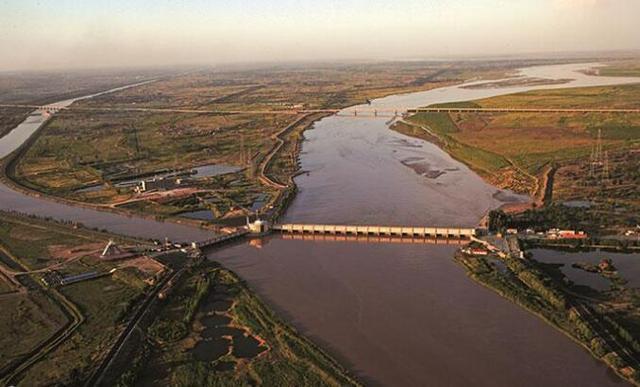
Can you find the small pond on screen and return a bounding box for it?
[532,248,640,291]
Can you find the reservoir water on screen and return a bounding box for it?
[2,63,640,386]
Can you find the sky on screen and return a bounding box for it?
[1,0,639,71]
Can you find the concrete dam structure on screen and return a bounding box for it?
[272,224,476,239]
[280,233,468,245]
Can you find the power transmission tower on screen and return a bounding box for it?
[595,128,603,164]
[240,134,246,165]
[130,125,140,158]
[603,151,610,183]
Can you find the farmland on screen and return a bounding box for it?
[0,211,158,385]
[7,60,543,224]
[396,83,640,219]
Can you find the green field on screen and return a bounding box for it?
[0,212,154,385]
[5,60,561,223]
[598,60,640,78]
[398,84,640,203]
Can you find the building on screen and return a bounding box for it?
[248,219,270,234]
[546,229,588,240]
[135,177,181,193]
[558,230,588,239]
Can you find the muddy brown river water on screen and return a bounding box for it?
[210,63,640,386]
[2,63,640,386]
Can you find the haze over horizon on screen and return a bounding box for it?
[1,0,639,71]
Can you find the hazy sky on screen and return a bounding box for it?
[1,0,639,71]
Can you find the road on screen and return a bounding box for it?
[84,264,181,387]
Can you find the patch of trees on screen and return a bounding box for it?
[602,314,640,354]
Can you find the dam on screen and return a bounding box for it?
[272,223,476,238]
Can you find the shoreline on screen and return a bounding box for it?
[455,247,640,386]
[0,78,461,233]
[393,106,640,385]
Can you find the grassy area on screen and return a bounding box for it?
[599,60,640,78]
[475,84,640,110]
[120,264,360,386]
[0,293,68,374]
[0,211,156,385]
[0,107,31,138]
[19,274,145,385]
[7,60,558,223]
[398,84,640,206]
[0,217,95,270]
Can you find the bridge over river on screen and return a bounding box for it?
[2,104,637,119]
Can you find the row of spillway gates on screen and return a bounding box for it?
[195,221,477,250]
[271,224,476,238]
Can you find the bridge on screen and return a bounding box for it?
[272,223,476,238]
[408,107,640,114]
[3,104,638,119]
[194,229,249,249]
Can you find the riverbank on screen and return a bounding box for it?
[0,127,219,233]
[456,241,640,385]
[0,210,361,385]
[110,260,361,386]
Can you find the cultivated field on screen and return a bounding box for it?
[0,212,157,385]
[8,60,546,223]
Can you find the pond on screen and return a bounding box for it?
[532,249,640,291]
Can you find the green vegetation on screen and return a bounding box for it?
[395,113,514,183]
[489,204,640,237]
[0,211,156,385]
[5,60,552,223]
[476,84,640,110]
[0,107,31,137]
[599,61,640,78]
[0,290,67,375]
[457,247,640,385]
[122,264,360,386]
[395,83,640,233]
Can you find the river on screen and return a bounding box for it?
[211,63,640,386]
[2,63,640,386]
